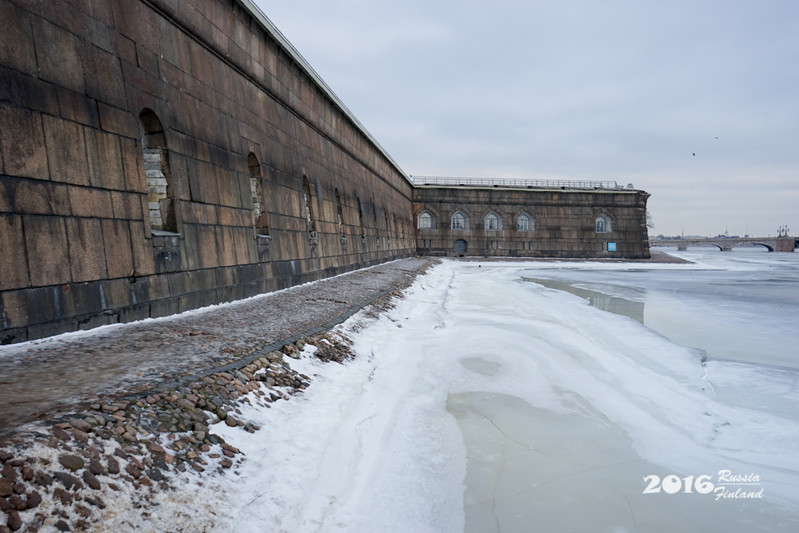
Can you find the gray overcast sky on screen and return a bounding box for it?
[255,0,798,237]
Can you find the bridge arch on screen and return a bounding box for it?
[684,242,724,251]
[732,242,774,252]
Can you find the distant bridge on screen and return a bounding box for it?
[650,236,797,252]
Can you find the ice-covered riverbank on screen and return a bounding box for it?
[197,252,798,532]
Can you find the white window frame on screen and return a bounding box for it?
[595,214,612,233]
[517,214,531,232]
[418,211,433,229]
[485,213,499,231]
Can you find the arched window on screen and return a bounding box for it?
[451,212,466,230]
[139,109,176,232]
[418,211,433,229]
[249,153,268,235]
[595,214,612,233]
[302,175,316,233]
[517,214,532,232]
[335,188,344,237]
[485,213,500,231]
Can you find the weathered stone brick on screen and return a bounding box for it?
[157,15,184,68]
[84,11,113,53]
[68,186,113,219]
[118,302,149,323]
[0,177,8,212]
[56,87,101,128]
[98,102,138,138]
[82,42,127,108]
[143,273,169,302]
[43,114,89,186]
[0,1,37,77]
[112,0,161,54]
[26,286,63,325]
[101,219,134,279]
[110,31,137,65]
[129,220,156,276]
[149,297,180,319]
[100,278,131,310]
[120,137,146,192]
[166,152,191,201]
[0,66,60,118]
[41,0,89,38]
[86,129,126,190]
[28,318,76,341]
[197,225,219,270]
[165,271,189,296]
[232,226,254,264]
[0,215,30,290]
[32,17,85,94]
[66,217,108,282]
[60,281,105,319]
[10,180,71,216]
[183,202,217,226]
[215,226,236,267]
[110,191,139,220]
[88,0,115,27]
[24,215,71,286]
[0,105,49,180]
[136,42,160,77]
[0,290,25,330]
[179,224,201,271]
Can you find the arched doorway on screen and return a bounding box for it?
[454,239,467,254]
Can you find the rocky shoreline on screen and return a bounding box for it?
[0,329,362,532]
[0,267,415,532]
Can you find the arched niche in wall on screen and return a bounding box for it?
[335,188,346,245]
[139,109,176,233]
[248,152,269,236]
[302,175,316,234]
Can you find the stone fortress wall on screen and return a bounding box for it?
[414,184,650,258]
[0,0,416,344]
[0,0,650,344]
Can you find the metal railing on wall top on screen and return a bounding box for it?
[411,176,629,190]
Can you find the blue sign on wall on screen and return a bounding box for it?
[608,242,617,251]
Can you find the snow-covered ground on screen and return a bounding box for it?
[149,252,799,532]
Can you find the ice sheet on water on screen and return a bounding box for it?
[163,255,798,532]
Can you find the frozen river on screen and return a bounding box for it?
[154,250,799,532]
